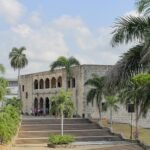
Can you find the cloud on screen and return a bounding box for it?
[0,0,24,24]
[124,10,140,17]
[1,14,133,78]
[12,24,32,37]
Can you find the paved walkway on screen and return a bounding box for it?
[12,144,143,150]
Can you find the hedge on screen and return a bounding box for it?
[0,98,21,144]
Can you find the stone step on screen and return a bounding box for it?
[15,136,122,144]
[22,118,90,125]
[20,124,100,131]
[18,129,110,138]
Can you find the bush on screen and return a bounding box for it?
[0,99,21,144]
[48,134,74,145]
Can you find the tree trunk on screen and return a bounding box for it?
[98,101,102,121]
[61,110,64,136]
[110,106,113,131]
[18,69,21,99]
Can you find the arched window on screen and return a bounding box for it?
[34,80,38,89]
[72,78,75,88]
[57,76,62,88]
[51,77,56,88]
[45,78,50,89]
[39,79,44,89]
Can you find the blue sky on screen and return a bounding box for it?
[0,0,136,77]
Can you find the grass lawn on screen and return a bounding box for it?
[101,119,150,146]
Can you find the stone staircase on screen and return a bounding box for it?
[15,117,123,145]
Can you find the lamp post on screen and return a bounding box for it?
[128,104,135,140]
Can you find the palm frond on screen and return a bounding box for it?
[136,0,150,15]
[111,16,150,46]
[68,57,80,66]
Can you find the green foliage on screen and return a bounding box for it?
[105,96,119,112]
[9,47,28,70]
[51,90,74,117]
[132,73,150,86]
[6,97,22,113]
[85,74,105,118]
[0,98,21,144]
[0,77,8,101]
[48,134,74,145]
[50,56,80,84]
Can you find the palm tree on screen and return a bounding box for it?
[50,56,80,89]
[9,47,28,98]
[85,74,105,120]
[51,90,74,136]
[105,96,119,130]
[119,74,150,139]
[106,44,146,91]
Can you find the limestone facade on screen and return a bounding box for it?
[20,65,111,117]
[20,64,150,128]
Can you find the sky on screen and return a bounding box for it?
[0,0,137,78]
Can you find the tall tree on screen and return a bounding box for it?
[85,74,105,120]
[51,90,74,136]
[119,74,150,139]
[9,47,28,98]
[105,96,119,130]
[50,56,80,89]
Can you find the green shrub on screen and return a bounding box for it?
[0,100,21,144]
[48,134,74,145]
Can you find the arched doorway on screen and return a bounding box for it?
[40,98,44,115]
[34,98,38,116]
[45,97,50,115]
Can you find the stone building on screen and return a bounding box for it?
[20,65,111,117]
[20,64,150,128]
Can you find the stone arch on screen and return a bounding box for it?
[45,97,50,114]
[34,79,38,89]
[39,79,44,89]
[51,77,56,88]
[45,78,50,89]
[57,76,62,88]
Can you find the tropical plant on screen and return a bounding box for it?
[50,56,80,89]
[9,47,28,98]
[0,64,5,74]
[48,134,74,145]
[0,103,20,144]
[85,74,105,120]
[51,90,74,136]
[119,74,150,139]
[105,96,119,130]
[0,65,7,101]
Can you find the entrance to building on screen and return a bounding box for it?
[39,98,44,115]
[34,98,38,116]
[45,97,49,115]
